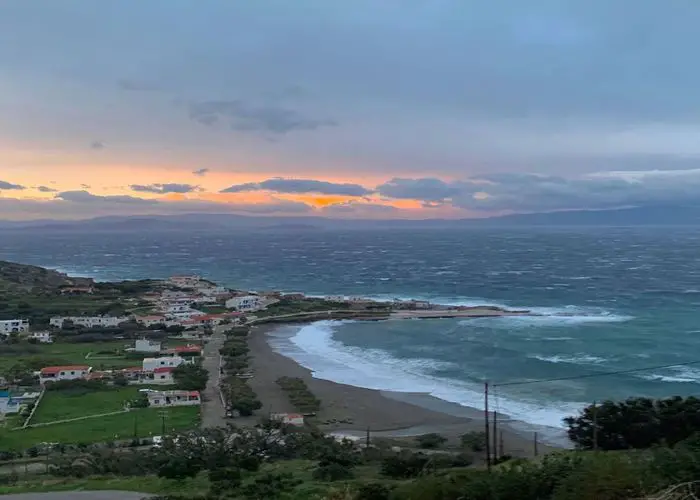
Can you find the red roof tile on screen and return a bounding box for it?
[154,367,176,374]
[40,365,90,375]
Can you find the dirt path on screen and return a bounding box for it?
[0,493,150,500]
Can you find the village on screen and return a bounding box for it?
[0,269,437,451]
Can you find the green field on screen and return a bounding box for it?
[0,340,133,373]
[0,406,200,450]
[31,387,148,424]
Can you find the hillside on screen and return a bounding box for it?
[0,260,93,292]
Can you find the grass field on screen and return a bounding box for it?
[31,387,148,424]
[0,341,131,372]
[0,406,200,450]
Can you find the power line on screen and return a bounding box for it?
[493,359,700,388]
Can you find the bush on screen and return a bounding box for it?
[312,462,354,481]
[381,454,431,479]
[357,482,391,500]
[460,431,486,452]
[416,433,447,449]
[276,376,321,413]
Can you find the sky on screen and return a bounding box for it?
[2,1,700,220]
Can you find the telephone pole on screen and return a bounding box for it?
[484,382,491,471]
[592,401,598,451]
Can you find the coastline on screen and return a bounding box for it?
[247,323,561,457]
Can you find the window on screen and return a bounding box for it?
[70,371,75,375]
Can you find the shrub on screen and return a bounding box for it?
[460,431,486,452]
[357,482,391,500]
[416,433,447,449]
[312,462,354,481]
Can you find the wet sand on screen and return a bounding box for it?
[247,324,560,457]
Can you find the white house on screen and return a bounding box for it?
[0,319,29,334]
[142,356,187,372]
[226,295,263,312]
[29,331,53,343]
[49,316,129,328]
[147,390,201,407]
[39,365,91,384]
[270,413,305,427]
[135,315,166,327]
[133,339,162,353]
[151,367,176,385]
[324,295,347,302]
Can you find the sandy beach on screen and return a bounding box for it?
[247,323,559,457]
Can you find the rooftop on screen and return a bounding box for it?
[40,365,90,375]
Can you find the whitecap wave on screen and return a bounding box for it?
[530,354,608,365]
[637,366,700,384]
[270,321,583,432]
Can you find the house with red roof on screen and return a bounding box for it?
[39,365,91,385]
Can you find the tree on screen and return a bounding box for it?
[173,364,209,391]
[157,455,202,481]
[564,396,700,450]
[460,431,487,452]
[415,433,447,449]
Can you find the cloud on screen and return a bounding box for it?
[188,100,336,135]
[130,183,199,194]
[117,79,161,92]
[376,178,463,203]
[192,168,209,177]
[373,171,700,213]
[56,190,157,205]
[0,180,25,190]
[90,141,105,150]
[221,178,371,197]
[36,185,57,193]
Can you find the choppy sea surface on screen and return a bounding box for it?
[3,227,700,441]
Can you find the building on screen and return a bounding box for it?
[133,339,162,353]
[49,316,129,329]
[59,286,94,295]
[135,315,166,327]
[161,345,202,358]
[324,295,347,302]
[226,295,263,312]
[39,365,91,384]
[142,356,187,372]
[151,367,176,385]
[29,331,53,343]
[270,413,305,426]
[0,319,29,334]
[147,390,201,407]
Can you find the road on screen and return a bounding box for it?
[200,326,227,429]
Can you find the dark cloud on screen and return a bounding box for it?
[221,178,371,197]
[90,141,105,150]
[0,180,25,190]
[192,168,209,177]
[56,190,157,205]
[36,186,57,193]
[376,178,463,202]
[130,183,199,194]
[188,100,336,135]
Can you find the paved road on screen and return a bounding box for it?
[0,493,150,500]
[200,326,226,429]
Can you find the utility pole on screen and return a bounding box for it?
[492,410,498,460]
[484,382,491,471]
[366,426,370,448]
[159,410,167,436]
[133,412,138,439]
[534,432,538,457]
[592,401,598,451]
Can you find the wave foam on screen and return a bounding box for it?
[271,321,582,433]
[530,354,608,365]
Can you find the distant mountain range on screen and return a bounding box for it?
[1,205,700,232]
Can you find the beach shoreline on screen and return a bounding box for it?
[247,322,562,457]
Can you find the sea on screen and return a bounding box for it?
[3,227,700,443]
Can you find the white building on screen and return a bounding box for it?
[147,390,201,407]
[226,295,263,312]
[135,315,166,327]
[0,319,29,334]
[39,365,91,384]
[270,413,305,426]
[324,295,347,302]
[29,331,53,343]
[142,356,187,372]
[49,316,129,329]
[134,339,162,353]
[151,367,176,384]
